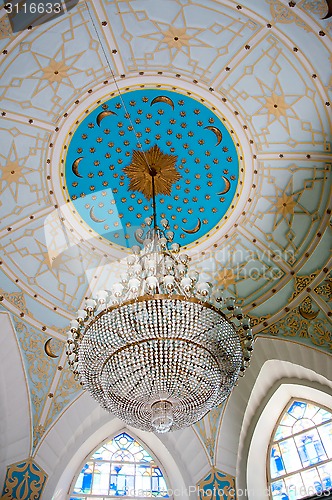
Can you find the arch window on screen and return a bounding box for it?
[69,432,169,499]
[268,399,332,500]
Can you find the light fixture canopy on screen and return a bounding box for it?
[66,152,253,432]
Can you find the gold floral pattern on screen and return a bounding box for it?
[0,290,28,314]
[291,273,319,300]
[2,458,47,500]
[0,17,12,40]
[263,306,331,352]
[194,403,226,464]
[197,467,236,500]
[267,0,309,29]
[314,274,332,302]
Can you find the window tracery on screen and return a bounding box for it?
[268,400,332,500]
[69,432,169,499]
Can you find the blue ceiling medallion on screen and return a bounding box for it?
[65,89,240,248]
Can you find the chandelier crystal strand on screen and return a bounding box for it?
[66,211,254,432]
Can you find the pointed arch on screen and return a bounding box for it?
[268,399,332,499]
[69,431,170,499]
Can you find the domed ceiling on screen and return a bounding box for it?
[0,0,331,468]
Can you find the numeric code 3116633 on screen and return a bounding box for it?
[4,2,62,15]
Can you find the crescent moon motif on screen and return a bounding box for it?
[204,125,222,146]
[182,218,201,234]
[150,95,175,110]
[322,0,332,19]
[298,307,319,320]
[216,176,231,195]
[96,110,117,127]
[72,157,84,178]
[44,338,59,358]
[90,206,106,223]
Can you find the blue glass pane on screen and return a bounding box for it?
[294,429,327,467]
[318,422,332,458]
[109,476,118,496]
[303,403,321,420]
[271,444,286,478]
[270,479,288,500]
[92,462,110,495]
[293,418,315,434]
[313,408,332,425]
[284,473,305,499]
[317,462,332,491]
[81,471,92,494]
[275,425,293,442]
[115,432,134,449]
[74,462,93,494]
[288,401,306,420]
[301,467,324,496]
[73,472,84,493]
[279,439,302,474]
[152,467,163,477]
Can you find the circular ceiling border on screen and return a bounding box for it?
[47,75,257,259]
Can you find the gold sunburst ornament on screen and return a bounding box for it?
[123,144,181,200]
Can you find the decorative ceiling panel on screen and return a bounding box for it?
[1,216,103,314]
[11,316,62,440]
[299,0,332,31]
[102,0,261,81]
[245,160,330,258]
[297,231,331,275]
[0,3,111,122]
[221,36,330,152]
[196,232,286,306]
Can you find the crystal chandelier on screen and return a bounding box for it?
[66,146,254,433]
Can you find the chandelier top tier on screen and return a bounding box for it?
[65,88,240,248]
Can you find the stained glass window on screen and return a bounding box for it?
[268,400,332,500]
[69,432,169,499]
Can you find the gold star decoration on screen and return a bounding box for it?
[274,192,297,217]
[264,92,288,119]
[253,79,301,136]
[1,143,34,201]
[264,176,312,230]
[142,11,212,69]
[40,59,70,84]
[162,27,192,49]
[123,144,181,200]
[1,158,25,184]
[216,269,236,289]
[30,48,83,97]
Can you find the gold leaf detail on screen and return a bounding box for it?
[123,144,181,200]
